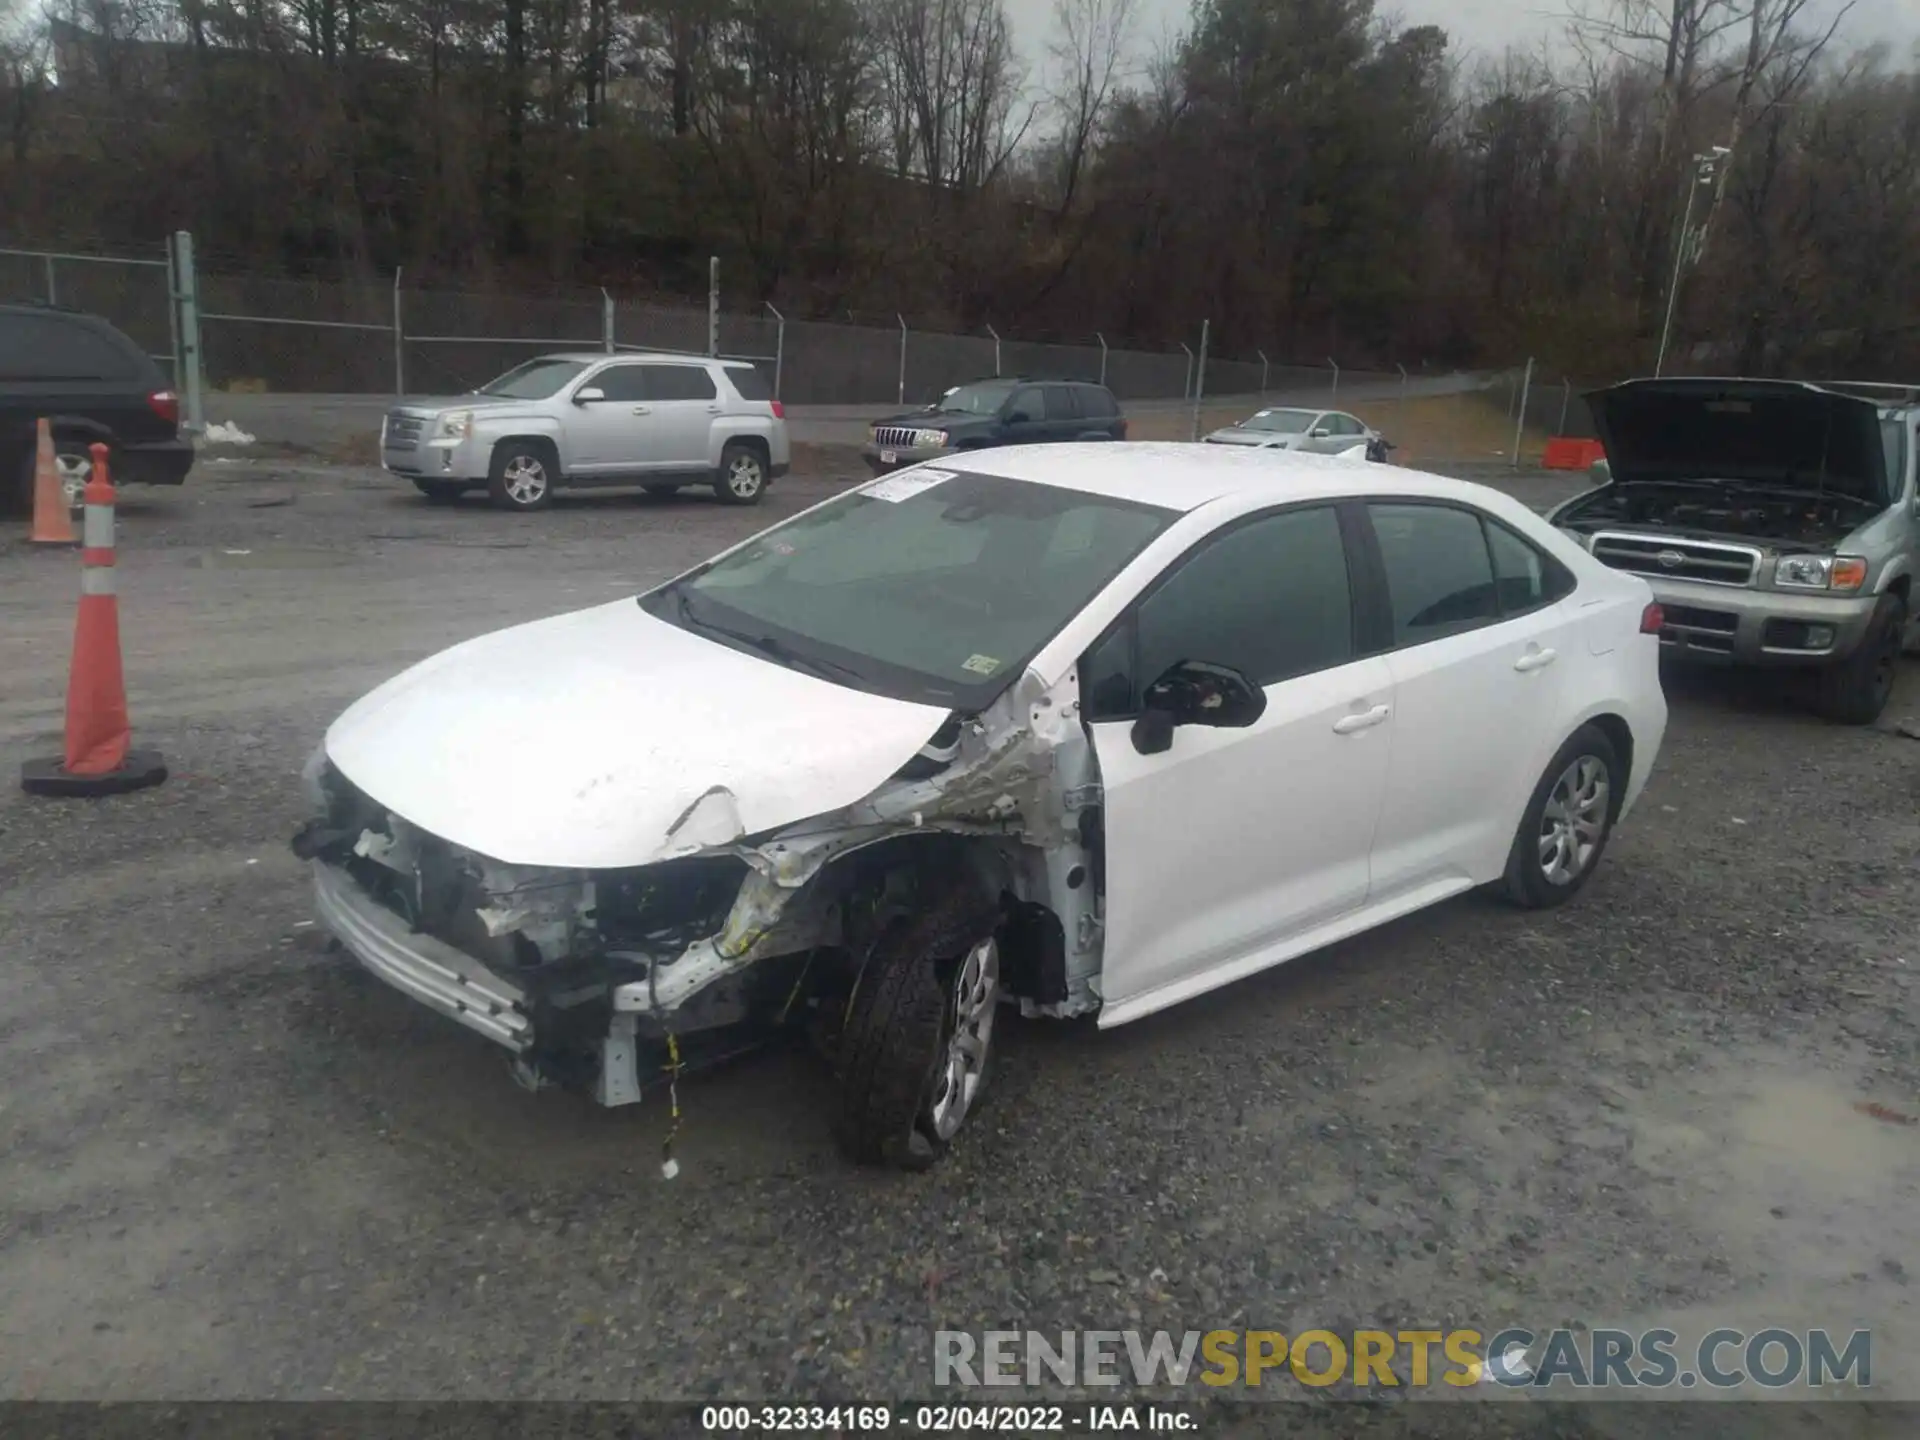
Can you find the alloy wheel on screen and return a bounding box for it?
[502,456,548,506]
[927,937,998,1141]
[1538,755,1610,887]
[726,453,764,499]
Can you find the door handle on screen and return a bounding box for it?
[630,406,651,416]
[706,405,723,413]
[1332,703,1391,734]
[1514,647,1558,673]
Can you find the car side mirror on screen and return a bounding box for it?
[573,387,605,405]
[1129,660,1266,755]
[1311,427,1331,439]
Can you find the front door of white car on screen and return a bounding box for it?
[1082,503,1397,1023]
[638,363,721,472]
[1359,501,1581,900]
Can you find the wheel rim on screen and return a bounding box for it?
[726,454,764,498]
[502,456,548,505]
[928,937,998,1141]
[56,453,91,507]
[1538,755,1610,887]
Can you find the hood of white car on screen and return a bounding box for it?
[323,599,953,869]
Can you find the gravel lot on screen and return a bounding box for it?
[2,456,1917,1417]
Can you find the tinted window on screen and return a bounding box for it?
[1007,387,1044,423]
[1369,503,1501,643]
[590,365,648,401]
[0,313,139,381]
[642,364,718,401]
[1079,386,1118,419]
[1486,519,1573,612]
[1042,385,1080,422]
[1326,414,1364,436]
[725,364,773,401]
[1086,506,1354,718]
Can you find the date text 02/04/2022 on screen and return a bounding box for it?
[699,1404,1200,1432]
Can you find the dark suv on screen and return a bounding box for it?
[862,377,1127,474]
[2,303,191,511]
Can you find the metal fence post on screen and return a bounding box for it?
[1190,320,1210,441]
[1095,333,1107,387]
[897,315,907,406]
[1558,377,1572,435]
[765,301,786,400]
[1396,362,1408,401]
[1512,357,1535,468]
[163,235,181,387]
[1257,349,1270,395]
[392,267,405,397]
[172,231,204,435]
[707,257,720,357]
[1328,356,1340,398]
[43,254,56,306]
[602,288,615,354]
[987,324,1001,378]
[1180,343,1193,401]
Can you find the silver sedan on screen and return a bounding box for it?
[1203,406,1385,458]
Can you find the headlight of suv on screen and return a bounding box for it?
[914,428,950,448]
[1775,554,1868,592]
[436,410,473,441]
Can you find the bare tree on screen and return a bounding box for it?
[1043,0,1136,216]
[877,0,1033,199]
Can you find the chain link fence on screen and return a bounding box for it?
[0,243,180,383]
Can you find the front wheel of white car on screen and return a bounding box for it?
[1502,724,1623,910]
[835,880,1001,1170]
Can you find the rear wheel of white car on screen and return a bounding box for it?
[715,442,767,505]
[413,480,466,504]
[1814,593,1904,726]
[1502,724,1622,910]
[835,879,1001,1170]
[487,443,555,511]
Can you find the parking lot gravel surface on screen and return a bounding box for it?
[2,459,1917,1421]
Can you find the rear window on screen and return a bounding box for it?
[725,365,773,402]
[0,312,141,382]
[1078,386,1119,419]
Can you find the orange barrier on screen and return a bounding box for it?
[1542,438,1606,471]
[20,443,168,798]
[27,418,76,546]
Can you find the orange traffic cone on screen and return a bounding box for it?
[27,418,76,547]
[20,443,167,798]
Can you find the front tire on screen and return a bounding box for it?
[487,443,556,511]
[1815,593,1904,726]
[1502,724,1622,910]
[715,442,767,505]
[835,879,1001,1170]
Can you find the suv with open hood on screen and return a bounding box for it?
[1550,377,1917,724]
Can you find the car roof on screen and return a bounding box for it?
[933,441,1474,514]
[538,351,743,365]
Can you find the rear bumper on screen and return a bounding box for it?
[115,438,194,486]
[1645,576,1880,667]
[312,860,533,1053]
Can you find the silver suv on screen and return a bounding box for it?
[1551,377,1917,725]
[379,352,790,511]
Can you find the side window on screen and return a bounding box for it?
[724,364,773,401]
[1042,385,1080,422]
[1485,518,1574,613]
[1007,387,1044,423]
[1333,415,1366,436]
[1082,506,1354,719]
[1368,503,1502,644]
[590,365,648,401]
[1078,387,1118,419]
[642,364,718,402]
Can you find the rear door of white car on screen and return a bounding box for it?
[1358,500,1583,900]
[1083,502,1396,1021]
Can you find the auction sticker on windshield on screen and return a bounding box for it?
[865,469,955,503]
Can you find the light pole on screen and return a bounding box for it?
[1655,145,1731,378]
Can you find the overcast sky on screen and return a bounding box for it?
[1009,0,1920,81]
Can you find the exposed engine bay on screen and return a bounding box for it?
[1555,481,1872,548]
[291,666,1103,1107]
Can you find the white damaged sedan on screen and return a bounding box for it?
[296,443,1667,1168]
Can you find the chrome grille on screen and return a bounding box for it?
[1589,532,1760,587]
[385,413,426,445]
[1658,604,1738,654]
[872,426,926,449]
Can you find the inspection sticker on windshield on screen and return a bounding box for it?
[961,653,1003,676]
[865,468,954,503]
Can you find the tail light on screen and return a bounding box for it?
[1639,602,1664,635]
[148,390,180,425]
[770,401,785,420]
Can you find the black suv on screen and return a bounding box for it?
[2,303,192,511]
[862,377,1127,474]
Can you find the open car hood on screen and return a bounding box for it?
[1586,377,1891,503]
[323,600,952,869]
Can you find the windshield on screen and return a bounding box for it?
[932,381,1019,415]
[641,469,1176,707]
[1240,409,1315,434]
[478,358,589,399]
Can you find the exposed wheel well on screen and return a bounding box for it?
[722,434,770,465]
[492,435,561,477]
[1886,573,1911,606]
